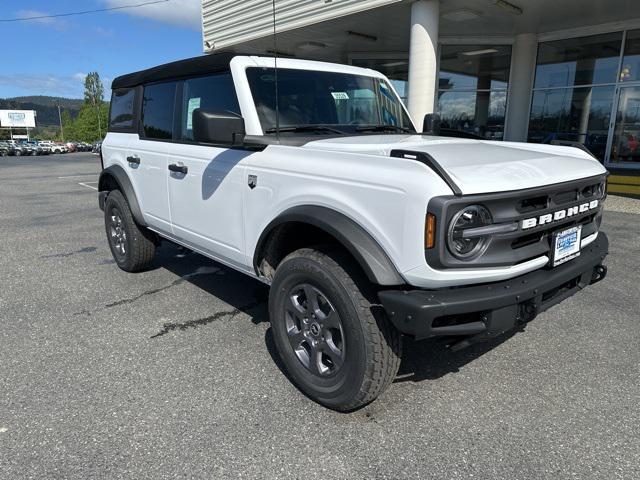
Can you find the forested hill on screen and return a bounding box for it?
[0,96,82,126]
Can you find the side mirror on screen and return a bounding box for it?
[423,113,441,136]
[193,109,246,146]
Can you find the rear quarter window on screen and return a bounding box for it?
[109,89,136,130]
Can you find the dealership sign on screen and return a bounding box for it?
[0,110,37,128]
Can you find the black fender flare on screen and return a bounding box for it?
[98,164,146,227]
[254,205,405,286]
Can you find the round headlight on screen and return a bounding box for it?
[447,205,492,259]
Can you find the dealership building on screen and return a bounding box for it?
[202,0,640,195]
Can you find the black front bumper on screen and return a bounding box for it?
[379,233,609,347]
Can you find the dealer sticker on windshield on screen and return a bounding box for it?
[331,92,349,100]
[552,225,582,267]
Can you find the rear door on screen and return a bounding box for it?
[127,81,178,233]
[166,73,250,271]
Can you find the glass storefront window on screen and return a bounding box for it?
[437,45,511,140]
[439,45,511,90]
[437,90,507,140]
[620,29,640,83]
[534,32,623,88]
[610,86,640,164]
[528,86,614,161]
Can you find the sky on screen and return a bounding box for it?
[0,0,203,99]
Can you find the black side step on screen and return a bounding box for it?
[390,149,463,196]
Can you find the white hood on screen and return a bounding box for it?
[302,135,607,195]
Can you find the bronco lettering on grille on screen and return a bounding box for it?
[521,200,599,230]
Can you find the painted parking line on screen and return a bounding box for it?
[78,182,99,191]
[58,175,98,179]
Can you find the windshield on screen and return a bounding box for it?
[246,67,416,135]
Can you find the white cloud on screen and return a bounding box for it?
[0,74,86,98]
[73,73,88,82]
[103,0,201,30]
[15,10,67,30]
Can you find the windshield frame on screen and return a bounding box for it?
[244,66,417,136]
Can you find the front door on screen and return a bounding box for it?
[165,143,250,271]
[165,72,249,270]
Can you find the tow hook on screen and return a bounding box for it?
[591,265,607,284]
[517,300,538,324]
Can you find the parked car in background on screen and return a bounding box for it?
[10,142,30,156]
[24,141,47,155]
[0,141,16,156]
[92,142,102,155]
[65,142,78,153]
[36,141,53,154]
[50,143,67,154]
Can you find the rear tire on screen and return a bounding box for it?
[104,189,156,272]
[269,247,402,411]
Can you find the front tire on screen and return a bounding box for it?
[104,190,156,272]
[269,247,402,411]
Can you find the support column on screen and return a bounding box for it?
[504,33,538,142]
[407,0,439,132]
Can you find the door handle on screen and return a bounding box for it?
[168,163,188,174]
[126,156,140,165]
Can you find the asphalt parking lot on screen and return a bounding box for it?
[1,153,639,479]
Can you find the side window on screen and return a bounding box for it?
[109,89,136,130]
[179,73,240,141]
[142,81,177,140]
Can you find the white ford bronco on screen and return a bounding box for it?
[99,53,609,411]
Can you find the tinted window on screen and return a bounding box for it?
[109,89,136,129]
[142,82,177,140]
[246,68,414,134]
[180,73,240,141]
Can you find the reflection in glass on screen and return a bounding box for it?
[351,58,409,102]
[620,29,640,83]
[534,32,622,88]
[436,45,511,140]
[437,90,507,140]
[527,86,614,161]
[611,86,640,163]
[439,45,511,90]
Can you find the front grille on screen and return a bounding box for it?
[518,179,602,216]
[426,174,607,269]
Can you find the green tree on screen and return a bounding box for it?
[83,72,105,138]
[64,103,108,142]
[61,109,75,141]
[83,72,104,106]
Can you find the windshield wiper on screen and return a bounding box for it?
[356,125,413,133]
[265,125,345,134]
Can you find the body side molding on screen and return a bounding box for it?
[253,205,405,286]
[98,164,147,227]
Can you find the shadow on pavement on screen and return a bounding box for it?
[153,242,516,384]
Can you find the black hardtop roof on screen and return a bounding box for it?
[111,52,245,90]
